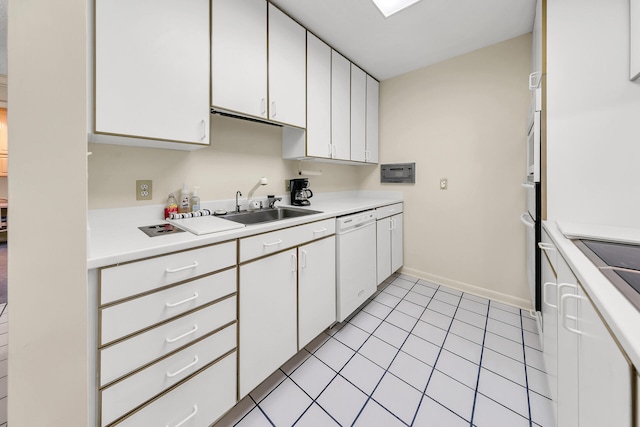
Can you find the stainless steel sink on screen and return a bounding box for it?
[222,207,322,225]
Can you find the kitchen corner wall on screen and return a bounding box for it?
[360,34,533,307]
[88,115,362,209]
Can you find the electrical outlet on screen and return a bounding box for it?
[136,180,153,200]
[439,178,448,190]
[285,180,290,192]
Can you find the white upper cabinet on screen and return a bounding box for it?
[350,65,366,162]
[211,0,268,119]
[331,50,351,161]
[94,0,210,148]
[366,75,380,164]
[305,32,332,159]
[267,4,306,128]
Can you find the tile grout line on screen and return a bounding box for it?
[348,277,424,426]
[409,287,465,426]
[520,309,534,427]
[469,297,491,426]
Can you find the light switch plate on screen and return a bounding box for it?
[136,180,153,200]
[440,178,448,190]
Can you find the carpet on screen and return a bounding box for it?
[0,242,6,304]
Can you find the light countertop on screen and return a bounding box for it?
[544,220,640,369]
[87,191,402,269]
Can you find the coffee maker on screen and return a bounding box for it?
[290,178,313,206]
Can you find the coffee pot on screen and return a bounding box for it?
[290,178,313,206]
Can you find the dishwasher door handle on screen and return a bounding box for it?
[338,220,375,235]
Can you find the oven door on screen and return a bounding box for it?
[527,111,541,183]
[520,210,536,307]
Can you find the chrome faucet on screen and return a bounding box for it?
[267,195,282,209]
[235,191,242,213]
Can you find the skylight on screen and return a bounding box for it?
[371,0,423,18]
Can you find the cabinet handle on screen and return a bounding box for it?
[300,250,307,269]
[271,101,276,118]
[261,98,266,116]
[313,228,327,235]
[200,119,206,140]
[529,72,542,90]
[538,242,556,251]
[364,150,369,161]
[165,293,199,308]
[560,293,582,335]
[332,145,336,158]
[328,144,332,157]
[165,262,199,274]
[543,282,557,308]
[166,356,199,378]
[165,325,199,343]
[291,253,297,272]
[167,405,198,427]
[263,239,283,248]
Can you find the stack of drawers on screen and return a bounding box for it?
[97,241,238,426]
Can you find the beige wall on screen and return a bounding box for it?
[360,34,532,307]
[8,0,88,425]
[89,114,361,209]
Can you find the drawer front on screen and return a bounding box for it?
[100,241,236,305]
[100,296,236,387]
[240,218,335,263]
[100,268,236,346]
[113,351,237,427]
[101,324,236,427]
[375,202,403,220]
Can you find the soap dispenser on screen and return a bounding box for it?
[179,184,190,213]
[191,186,201,212]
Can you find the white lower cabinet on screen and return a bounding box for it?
[239,249,298,398]
[376,203,404,285]
[238,221,336,398]
[97,242,238,426]
[539,231,559,424]
[543,235,633,427]
[298,236,336,349]
[114,351,237,427]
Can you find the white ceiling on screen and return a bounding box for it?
[270,0,536,81]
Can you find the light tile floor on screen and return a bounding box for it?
[215,274,555,427]
[0,303,7,426]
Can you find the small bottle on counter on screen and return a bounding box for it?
[191,186,201,212]
[179,184,190,213]
[164,193,178,219]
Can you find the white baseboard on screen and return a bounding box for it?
[400,266,533,311]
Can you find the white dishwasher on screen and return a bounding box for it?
[336,210,377,322]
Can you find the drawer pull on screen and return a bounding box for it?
[168,405,198,427]
[263,239,283,247]
[165,293,199,308]
[165,262,199,274]
[313,228,327,234]
[165,325,199,343]
[166,355,199,378]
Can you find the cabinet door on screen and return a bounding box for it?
[298,237,336,349]
[366,75,379,163]
[211,0,267,119]
[350,65,366,162]
[556,256,580,427]
[268,4,306,128]
[239,249,297,397]
[390,213,403,274]
[577,285,632,427]
[539,234,558,425]
[377,218,391,285]
[306,33,332,159]
[95,0,210,145]
[331,51,351,161]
